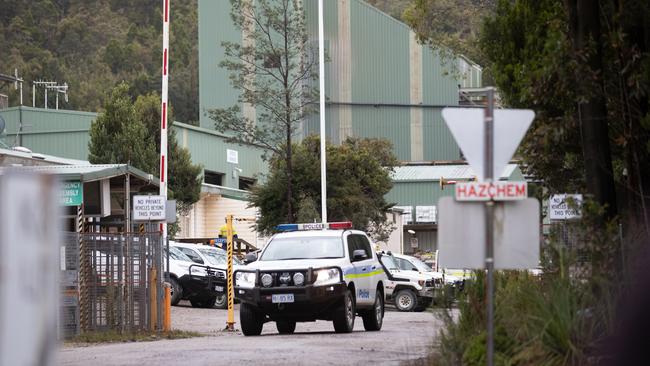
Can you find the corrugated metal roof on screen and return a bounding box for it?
[0,164,158,185]
[391,164,518,181]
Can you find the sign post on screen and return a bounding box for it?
[440,89,537,366]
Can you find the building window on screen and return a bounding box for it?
[239,177,256,191]
[204,170,224,186]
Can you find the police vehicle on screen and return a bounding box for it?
[234,222,386,336]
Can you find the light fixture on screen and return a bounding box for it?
[408,229,416,235]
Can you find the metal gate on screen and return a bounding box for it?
[60,231,163,337]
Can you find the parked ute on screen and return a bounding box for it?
[377,252,435,312]
[234,222,387,336]
[170,242,242,309]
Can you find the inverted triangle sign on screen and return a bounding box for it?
[441,108,535,181]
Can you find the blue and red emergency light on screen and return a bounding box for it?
[275,221,353,231]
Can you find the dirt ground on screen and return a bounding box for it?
[58,301,443,366]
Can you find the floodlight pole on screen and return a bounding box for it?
[318,0,327,224]
[485,87,495,366]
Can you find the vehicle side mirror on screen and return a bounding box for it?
[352,249,368,261]
[411,268,418,271]
[244,252,258,264]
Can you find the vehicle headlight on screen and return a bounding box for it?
[313,268,340,286]
[261,273,273,287]
[236,272,256,289]
[293,272,305,286]
[191,267,206,276]
[418,280,425,286]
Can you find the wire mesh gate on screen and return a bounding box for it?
[60,230,163,338]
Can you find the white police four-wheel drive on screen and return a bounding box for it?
[234,222,387,336]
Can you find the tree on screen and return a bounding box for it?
[88,83,202,211]
[208,0,318,223]
[402,0,497,69]
[480,0,650,249]
[250,136,399,242]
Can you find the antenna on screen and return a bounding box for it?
[32,80,57,109]
[45,82,69,110]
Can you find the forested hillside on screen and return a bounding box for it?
[0,0,198,124]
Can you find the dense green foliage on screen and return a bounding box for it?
[88,83,202,210]
[0,0,199,124]
[250,136,399,242]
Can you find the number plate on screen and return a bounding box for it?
[271,294,294,303]
[215,285,224,292]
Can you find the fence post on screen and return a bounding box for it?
[149,266,158,332]
[78,204,90,332]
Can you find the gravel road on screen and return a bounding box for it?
[58,301,443,366]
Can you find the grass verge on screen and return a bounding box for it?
[65,329,202,345]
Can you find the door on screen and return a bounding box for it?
[347,234,373,307]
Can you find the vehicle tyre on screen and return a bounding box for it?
[414,297,432,312]
[214,293,228,309]
[394,289,417,312]
[276,320,296,334]
[333,289,355,333]
[170,278,182,306]
[361,290,384,331]
[190,295,216,308]
[240,303,264,336]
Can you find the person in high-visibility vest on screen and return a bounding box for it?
[217,219,238,250]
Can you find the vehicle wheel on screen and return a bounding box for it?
[394,289,417,312]
[170,278,182,306]
[333,289,355,333]
[361,290,384,331]
[190,295,216,308]
[214,293,228,309]
[414,298,432,312]
[240,303,264,336]
[276,320,296,334]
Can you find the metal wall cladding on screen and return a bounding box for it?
[351,105,411,160]
[349,1,410,105]
[198,0,242,129]
[0,107,95,160]
[386,181,454,207]
[423,108,461,161]
[174,123,268,187]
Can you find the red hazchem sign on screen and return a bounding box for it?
[455,181,527,201]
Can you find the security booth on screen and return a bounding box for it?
[2,164,163,338]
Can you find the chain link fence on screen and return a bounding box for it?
[60,230,163,338]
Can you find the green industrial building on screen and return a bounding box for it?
[0,0,504,253]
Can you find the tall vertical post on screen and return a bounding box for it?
[318,0,327,224]
[484,87,495,366]
[226,214,235,330]
[159,0,170,253]
[78,204,89,332]
[44,87,48,109]
[32,83,35,107]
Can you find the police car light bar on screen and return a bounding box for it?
[275,221,353,231]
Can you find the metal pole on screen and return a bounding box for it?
[159,0,170,267]
[44,87,48,109]
[318,0,327,224]
[32,83,35,107]
[485,87,495,366]
[56,92,59,110]
[226,214,235,330]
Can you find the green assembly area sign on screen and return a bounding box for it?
[60,181,83,206]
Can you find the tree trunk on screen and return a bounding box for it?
[566,0,618,220]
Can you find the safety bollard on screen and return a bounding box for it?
[163,282,172,332]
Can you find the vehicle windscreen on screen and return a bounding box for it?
[380,255,399,270]
[260,236,344,261]
[198,248,242,266]
[410,257,433,272]
[168,246,193,262]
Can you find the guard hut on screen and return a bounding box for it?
[0,163,163,337]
